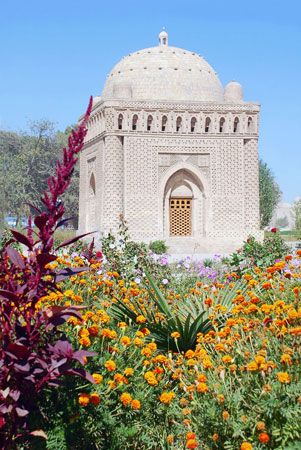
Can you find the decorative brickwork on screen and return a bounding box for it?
[78,33,263,252]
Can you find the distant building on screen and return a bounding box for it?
[79,31,263,253]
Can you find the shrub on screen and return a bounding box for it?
[149,240,168,255]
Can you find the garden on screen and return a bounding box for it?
[0,103,300,450]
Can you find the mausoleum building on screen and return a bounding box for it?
[78,31,262,253]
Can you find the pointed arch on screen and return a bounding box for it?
[158,162,210,238]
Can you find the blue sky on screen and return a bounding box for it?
[1,0,300,202]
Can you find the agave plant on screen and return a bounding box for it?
[111,273,249,352]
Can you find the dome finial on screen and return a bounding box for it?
[159,28,168,46]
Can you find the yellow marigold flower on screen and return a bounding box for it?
[124,368,134,377]
[134,337,144,346]
[117,321,127,328]
[159,391,175,405]
[104,360,116,372]
[276,371,291,383]
[202,357,213,369]
[280,353,292,365]
[64,289,74,298]
[120,336,131,346]
[144,371,158,386]
[92,373,103,384]
[135,330,145,338]
[171,331,181,339]
[136,314,146,324]
[247,361,258,371]
[241,443,253,450]
[120,392,132,406]
[196,382,208,393]
[255,355,265,365]
[131,399,141,410]
[107,380,116,389]
[89,392,100,405]
[78,393,90,406]
[222,355,233,364]
[217,394,225,404]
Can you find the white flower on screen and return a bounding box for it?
[134,277,141,284]
[109,243,115,249]
[162,278,169,285]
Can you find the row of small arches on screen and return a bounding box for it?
[118,114,254,133]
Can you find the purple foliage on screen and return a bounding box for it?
[0,98,95,447]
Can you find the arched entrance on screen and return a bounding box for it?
[162,167,206,238]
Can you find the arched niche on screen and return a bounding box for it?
[159,164,208,238]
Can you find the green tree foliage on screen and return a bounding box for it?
[293,198,301,230]
[259,159,281,228]
[0,122,79,227]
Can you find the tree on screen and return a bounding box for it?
[0,122,80,228]
[259,159,281,228]
[293,198,301,230]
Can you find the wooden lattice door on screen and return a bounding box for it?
[169,198,192,236]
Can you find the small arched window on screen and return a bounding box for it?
[118,114,123,130]
[147,115,153,131]
[233,117,239,133]
[132,114,138,131]
[191,117,197,132]
[89,173,96,196]
[176,116,182,132]
[162,115,167,131]
[219,117,225,133]
[247,117,253,132]
[205,117,211,133]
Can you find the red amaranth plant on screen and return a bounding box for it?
[0,98,95,448]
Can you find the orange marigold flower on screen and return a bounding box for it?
[276,372,291,383]
[78,393,90,406]
[196,382,208,393]
[256,421,266,431]
[222,410,230,421]
[124,367,134,377]
[186,432,196,440]
[259,432,270,444]
[120,336,131,346]
[88,325,99,336]
[104,359,116,372]
[159,391,175,405]
[89,392,100,405]
[197,373,207,382]
[131,399,141,410]
[212,433,219,441]
[186,439,198,449]
[79,336,91,347]
[120,392,132,406]
[167,435,174,444]
[92,373,103,384]
[171,331,181,339]
[241,443,253,450]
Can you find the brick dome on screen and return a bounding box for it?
[102,32,223,102]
